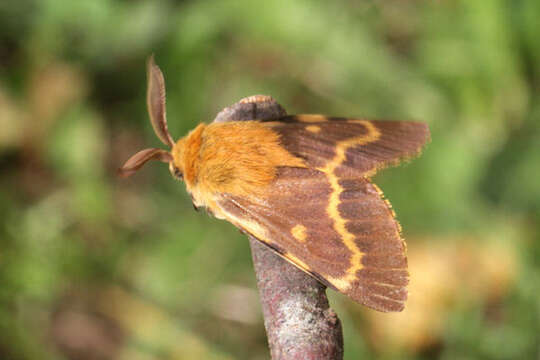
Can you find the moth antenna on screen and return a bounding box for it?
[147,55,174,148]
[118,148,173,178]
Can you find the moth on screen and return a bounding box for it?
[120,56,430,312]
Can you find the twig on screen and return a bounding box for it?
[213,96,344,360]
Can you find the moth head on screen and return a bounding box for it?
[119,55,184,180]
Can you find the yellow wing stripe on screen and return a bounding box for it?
[283,252,312,271]
[318,120,381,291]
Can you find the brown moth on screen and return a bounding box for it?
[119,56,430,312]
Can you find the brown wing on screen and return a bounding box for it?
[216,167,408,312]
[265,115,430,178]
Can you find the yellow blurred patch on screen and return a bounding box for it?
[362,236,518,353]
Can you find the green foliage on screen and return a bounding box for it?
[0,0,539,359]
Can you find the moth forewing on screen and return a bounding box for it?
[215,168,409,312]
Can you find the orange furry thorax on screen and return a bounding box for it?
[171,121,305,206]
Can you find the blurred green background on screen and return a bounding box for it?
[1,0,539,359]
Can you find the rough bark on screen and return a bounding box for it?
[213,96,344,360]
